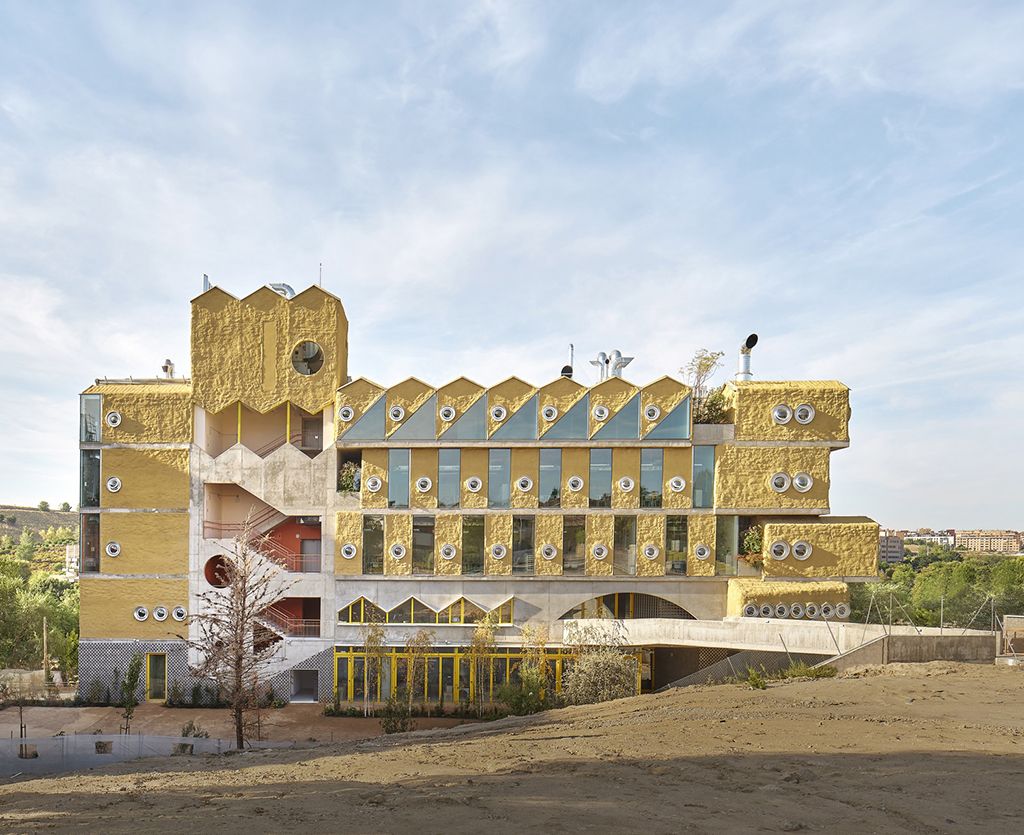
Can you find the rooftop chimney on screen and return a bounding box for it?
[736,333,758,381]
[161,359,175,379]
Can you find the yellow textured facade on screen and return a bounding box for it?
[588,377,638,438]
[486,377,536,438]
[762,517,879,579]
[335,512,363,576]
[561,447,589,509]
[360,448,388,509]
[687,514,716,576]
[384,514,412,576]
[434,513,462,576]
[640,377,691,438]
[510,448,539,509]
[191,286,348,415]
[100,512,188,575]
[410,448,439,510]
[80,578,189,639]
[611,448,640,509]
[336,378,385,437]
[726,578,849,616]
[636,514,666,577]
[85,384,193,444]
[100,448,189,509]
[435,378,484,436]
[460,448,489,509]
[386,378,434,438]
[714,445,830,509]
[662,447,692,509]
[485,514,512,576]
[727,380,850,443]
[585,513,614,576]
[538,377,586,437]
[535,513,562,576]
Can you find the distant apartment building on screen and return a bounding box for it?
[878,529,905,564]
[906,530,955,548]
[954,530,1021,554]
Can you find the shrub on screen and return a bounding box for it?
[497,666,552,715]
[191,682,203,707]
[87,679,103,705]
[777,662,836,681]
[180,719,210,738]
[745,667,767,690]
[380,692,415,734]
[561,647,637,706]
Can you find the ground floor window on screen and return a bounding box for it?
[146,653,166,701]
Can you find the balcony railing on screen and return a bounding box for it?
[257,536,322,573]
[260,607,321,638]
[203,505,285,539]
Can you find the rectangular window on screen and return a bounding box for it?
[80,394,101,442]
[337,450,362,492]
[693,446,715,509]
[81,514,100,572]
[562,515,585,575]
[640,448,663,508]
[437,449,461,508]
[666,516,688,575]
[362,515,384,575]
[589,448,612,508]
[488,448,511,509]
[613,515,637,575]
[146,653,167,701]
[538,448,561,508]
[512,515,535,574]
[388,449,410,508]
[80,450,100,508]
[716,515,739,576]
[462,516,485,575]
[412,516,434,574]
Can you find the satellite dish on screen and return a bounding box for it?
[745,333,759,350]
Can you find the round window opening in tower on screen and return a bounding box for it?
[291,341,324,376]
[204,555,231,588]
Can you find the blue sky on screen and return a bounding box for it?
[0,1,1021,528]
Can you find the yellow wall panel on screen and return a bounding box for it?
[728,381,850,443]
[611,448,640,509]
[100,512,188,574]
[360,448,388,509]
[585,513,614,576]
[87,386,192,444]
[640,377,691,438]
[588,377,638,438]
[435,378,485,436]
[100,448,189,509]
[385,378,434,438]
[485,513,512,576]
[687,514,716,576]
[410,448,438,510]
[460,448,489,509]
[336,379,385,437]
[510,448,539,509]
[434,513,462,576]
[636,514,666,577]
[384,514,412,576]
[715,445,830,509]
[762,518,879,579]
[561,447,589,509]
[726,578,849,616]
[335,511,363,576]
[80,578,189,639]
[663,447,693,509]
[486,377,536,438]
[535,513,563,576]
[537,377,586,437]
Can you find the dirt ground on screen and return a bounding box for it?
[1,662,1022,834]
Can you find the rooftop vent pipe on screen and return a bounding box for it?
[589,349,634,381]
[736,333,758,381]
[268,283,296,299]
[161,359,175,379]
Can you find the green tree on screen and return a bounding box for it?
[16,528,38,562]
[59,502,71,513]
[120,654,144,734]
[37,501,50,512]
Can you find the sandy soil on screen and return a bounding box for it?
[1,662,1022,834]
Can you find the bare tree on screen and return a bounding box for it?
[404,628,434,715]
[467,613,497,716]
[682,348,727,424]
[362,619,387,717]
[184,522,293,750]
[119,654,143,735]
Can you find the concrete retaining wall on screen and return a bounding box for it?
[819,633,997,673]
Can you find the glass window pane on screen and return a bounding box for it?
[512,516,535,574]
[538,448,561,508]
[491,395,538,440]
[542,395,588,439]
[562,515,585,575]
[716,515,739,576]
[390,395,437,440]
[488,449,511,509]
[666,516,688,575]
[342,396,385,440]
[693,446,715,509]
[640,448,663,508]
[388,449,410,508]
[593,394,640,440]
[147,654,166,700]
[81,450,100,508]
[362,515,384,575]
[440,398,486,440]
[80,395,101,442]
[589,449,612,508]
[613,516,637,575]
[462,516,484,575]
[388,601,412,624]
[437,449,461,508]
[412,516,435,574]
[646,397,691,440]
[81,514,100,572]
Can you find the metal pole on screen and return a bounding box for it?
[42,616,48,680]
[940,597,944,635]
[778,633,793,665]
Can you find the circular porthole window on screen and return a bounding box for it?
[365,476,382,493]
[592,543,608,560]
[204,556,230,588]
[388,405,405,422]
[790,602,805,619]
[668,476,686,493]
[491,543,507,560]
[567,475,584,492]
[105,541,121,558]
[440,543,457,560]
[465,476,483,493]
[793,472,814,493]
[133,606,149,622]
[794,403,816,425]
[820,602,836,619]
[804,602,819,619]
[694,543,711,561]
[106,476,122,493]
[618,476,635,493]
[341,543,357,560]
[541,543,557,560]
[759,603,774,618]
[644,404,661,421]
[390,543,407,560]
[490,405,507,422]
[339,405,355,422]
[772,403,793,425]
[769,472,791,493]
[105,411,123,428]
[792,540,813,560]
[415,476,432,493]
[743,603,760,618]
[516,476,533,492]
[172,606,187,622]
[770,540,790,560]
[541,405,558,422]
[642,544,660,560]
[592,405,609,421]
[835,602,851,619]
[291,341,324,376]
[774,603,790,619]
[153,606,168,622]
[439,405,456,422]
